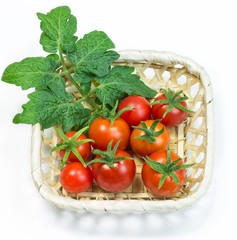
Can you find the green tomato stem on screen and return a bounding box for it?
[84,95,101,110]
[87,87,97,97]
[59,48,67,71]
[59,48,101,111]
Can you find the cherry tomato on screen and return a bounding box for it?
[58,131,91,163]
[60,162,93,193]
[151,93,188,127]
[142,150,186,197]
[117,95,151,126]
[89,117,130,151]
[92,150,136,192]
[130,120,170,158]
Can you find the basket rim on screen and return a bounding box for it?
[31,50,214,212]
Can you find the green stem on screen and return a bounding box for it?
[84,95,101,110]
[59,48,68,72]
[59,47,82,94]
[67,73,84,95]
[87,87,97,97]
[58,48,101,111]
[75,97,86,104]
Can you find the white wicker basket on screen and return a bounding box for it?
[31,50,214,212]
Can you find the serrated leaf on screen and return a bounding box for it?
[61,105,91,133]
[1,57,61,90]
[46,53,60,63]
[95,66,157,107]
[68,31,120,83]
[13,78,91,132]
[37,6,77,53]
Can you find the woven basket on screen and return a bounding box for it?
[31,50,214,212]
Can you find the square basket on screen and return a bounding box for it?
[31,50,214,212]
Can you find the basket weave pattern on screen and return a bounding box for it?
[31,50,214,211]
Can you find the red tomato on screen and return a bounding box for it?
[117,95,151,126]
[142,150,186,196]
[151,93,188,127]
[89,117,130,151]
[59,131,91,163]
[130,120,170,158]
[92,150,136,192]
[60,162,93,193]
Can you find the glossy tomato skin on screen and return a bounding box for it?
[117,95,151,126]
[130,120,170,158]
[92,150,136,192]
[142,150,186,196]
[151,93,188,127]
[60,162,93,193]
[89,117,130,151]
[59,132,91,163]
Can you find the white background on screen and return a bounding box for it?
[0,0,235,239]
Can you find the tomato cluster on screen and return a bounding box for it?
[55,90,194,197]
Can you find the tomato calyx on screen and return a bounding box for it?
[150,88,194,118]
[144,146,195,189]
[132,119,165,143]
[87,140,133,168]
[95,100,134,127]
[51,126,94,169]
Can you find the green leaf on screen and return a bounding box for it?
[72,110,100,137]
[1,57,61,90]
[46,54,60,64]
[37,6,77,53]
[65,107,91,132]
[95,66,157,107]
[13,78,91,132]
[80,82,91,94]
[68,30,120,83]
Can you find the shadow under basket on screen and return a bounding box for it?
[31,50,214,212]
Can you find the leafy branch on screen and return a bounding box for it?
[1,6,156,133]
